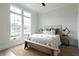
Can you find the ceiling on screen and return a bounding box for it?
[21,3,74,14]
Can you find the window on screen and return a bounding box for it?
[10,5,22,40]
[10,6,22,14]
[24,11,31,17]
[23,11,31,38]
[10,5,31,40]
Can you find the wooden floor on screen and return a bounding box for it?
[0,49,15,56]
[10,44,49,56]
[10,44,79,56]
[59,46,79,56]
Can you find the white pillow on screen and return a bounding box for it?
[42,30,47,34]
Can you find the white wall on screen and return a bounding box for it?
[0,4,10,50]
[0,3,39,50]
[77,4,79,48]
[38,4,78,47]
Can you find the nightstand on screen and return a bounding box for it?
[60,35,70,46]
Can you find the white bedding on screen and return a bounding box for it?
[29,34,61,49]
[27,34,61,55]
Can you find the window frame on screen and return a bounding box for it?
[10,5,31,40]
[10,5,22,40]
[23,11,31,38]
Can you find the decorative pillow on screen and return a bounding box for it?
[44,30,55,35]
[41,27,62,35]
[55,28,62,35]
[50,30,55,35]
[55,28,60,34]
[42,30,47,34]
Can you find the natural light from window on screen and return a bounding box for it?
[10,5,31,40]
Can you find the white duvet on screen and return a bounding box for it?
[26,34,61,55]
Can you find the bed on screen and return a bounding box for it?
[24,25,62,56]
